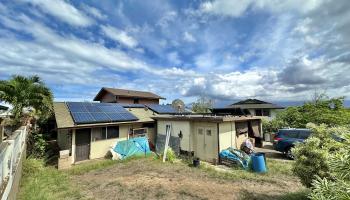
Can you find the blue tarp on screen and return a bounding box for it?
[219,147,251,169]
[113,137,151,159]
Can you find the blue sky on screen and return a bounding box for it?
[0,0,350,105]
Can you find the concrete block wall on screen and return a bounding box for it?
[156,135,180,155]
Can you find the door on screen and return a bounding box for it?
[196,127,215,161]
[204,128,215,160]
[196,127,205,159]
[75,128,91,162]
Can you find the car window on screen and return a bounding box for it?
[279,130,298,138]
[298,130,311,139]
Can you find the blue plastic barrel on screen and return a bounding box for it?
[251,153,267,173]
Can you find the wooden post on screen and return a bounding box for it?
[162,125,171,162]
[0,125,3,143]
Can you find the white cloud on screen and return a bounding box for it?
[82,4,107,20]
[22,0,93,27]
[200,0,252,17]
[183,31,196,42]
[200,0,324,17]
[156,11,177,28]
[101,25,138,48]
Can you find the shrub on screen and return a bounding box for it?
[166,148,176,163]
[292,124,350,199]
[309,145,350,200]
[27,131,48,158]
[292,137,330,187]
[292,124,345,187]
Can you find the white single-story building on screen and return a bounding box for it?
[153,115,263,162]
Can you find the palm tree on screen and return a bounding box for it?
[0,75,53,122]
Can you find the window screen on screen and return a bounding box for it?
[107,126,119,139]
[206,129,212,136]
[94,128,106,141]
[262,109,270,116]
[255,109,262,116]
[198,128,203,135]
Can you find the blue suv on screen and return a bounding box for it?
[273,129,311,159]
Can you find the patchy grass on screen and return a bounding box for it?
[196,158,295,184]
[19,156,307,200]
[18,159,82,200]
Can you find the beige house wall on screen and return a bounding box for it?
[90,125,129,159]
[219,122,236,151]
[157,120,193,151]
[71,129,76,164]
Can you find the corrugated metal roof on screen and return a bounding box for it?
[152,114,262,122]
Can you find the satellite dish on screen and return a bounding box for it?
[172,99,185,112]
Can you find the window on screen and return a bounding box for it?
[107,126,119,139]
[255,109,270,116]
[142,123,155,128]
[95,126,119,140]
[279,130,298,138]
[198,128,203,135]
[298,130,311,139]
[134,99,139,104]
[255,109,262,116]
[262,109,270,117]
[206,129,212,136]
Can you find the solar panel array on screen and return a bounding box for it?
[146,104,182,114]
[66,102,138,124]
[118,103,145,108]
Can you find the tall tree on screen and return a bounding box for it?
[0,75,53,122]
[191,96,213,113]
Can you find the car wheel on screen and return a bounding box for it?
[285,147,294,160]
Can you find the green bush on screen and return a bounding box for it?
[166,148,176,163]
[292,124,347,187]
[27,131,48,158]
[292,137,330,187]
[292,124,350,199]
[308,135,350,200]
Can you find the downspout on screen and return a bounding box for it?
[230,122,233,148]
[217,123,220,164]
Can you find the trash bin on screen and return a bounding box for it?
[264,133,271,142]
[251,153,267,173]
[193,157,200,167]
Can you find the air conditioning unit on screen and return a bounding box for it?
[131,128,148,138]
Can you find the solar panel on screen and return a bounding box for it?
[67,102,88,112]
[146,104,178,114]
[90,112,110,122]
[118,103,145,108]
[71,112,95,123]
[66,102,138,124]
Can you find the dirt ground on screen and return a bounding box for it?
[72,157,304,200]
